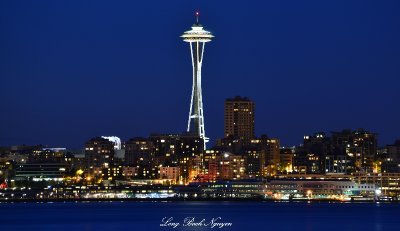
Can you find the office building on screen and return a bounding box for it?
[224,96,255,143]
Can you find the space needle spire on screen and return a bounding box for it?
[181,11,214,150]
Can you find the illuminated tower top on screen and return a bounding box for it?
[181,12,214,43]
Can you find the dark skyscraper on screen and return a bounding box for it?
[224,96,255,143]
[331,129,377,173]
[124,137,154,166]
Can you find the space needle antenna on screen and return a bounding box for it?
[196,11,199,23]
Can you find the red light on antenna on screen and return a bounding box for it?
[195,11,200,23]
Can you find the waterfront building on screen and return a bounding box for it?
[173,180,265,199]
[29,148,72,164]
[104,165,124,181]
[7,147,73,181]
[122,166,138,179]
[1,145,42,164]
[273,172,400,198]
[14,163,68,181]
[265,179,375,200]
[353,172,400,197]
[159,167,180,183]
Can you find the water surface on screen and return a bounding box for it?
[0,201,399,231]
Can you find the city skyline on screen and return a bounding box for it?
[1,1,400,149]
[2,2,400,230]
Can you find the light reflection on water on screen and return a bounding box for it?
[0,201,399,231]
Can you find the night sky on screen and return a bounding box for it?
[1,1,399,149]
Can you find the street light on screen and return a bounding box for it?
[307,190,313,199]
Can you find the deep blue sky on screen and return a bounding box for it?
[1,0,399,149]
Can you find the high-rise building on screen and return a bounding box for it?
[123,134,203,181]
[245,147,265,178]
[331,129,377,173]
[149,133,204,182]
[85,137,115,172]
[202,150,246,181]
[224,96,255,143]
[181,12,214,149]
[292,129,377,174]
[380,140,400,173]
[300,132,331,174]
[101,136,122,150]
[218,153,246,180]
[216,136,244,154]
[280,147,295,173]
[250,135,280,176]
[124,137,154,166]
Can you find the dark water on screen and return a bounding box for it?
[0,201,399,231]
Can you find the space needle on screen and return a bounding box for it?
[181,12,214,150]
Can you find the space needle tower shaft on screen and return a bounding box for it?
[181,12,214,149]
